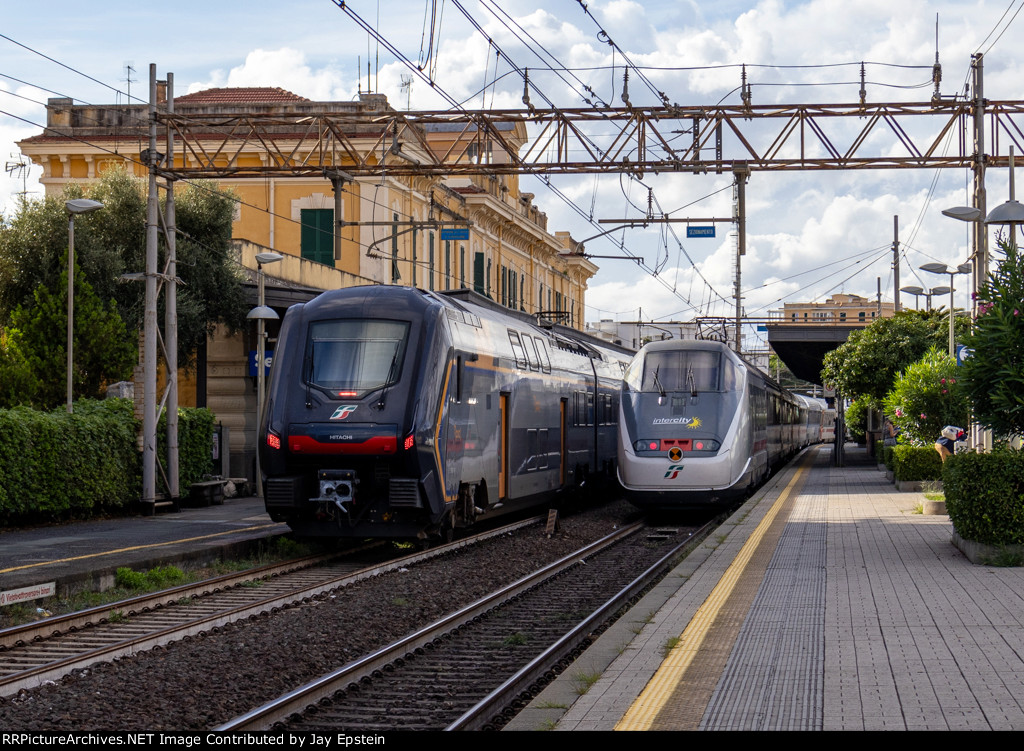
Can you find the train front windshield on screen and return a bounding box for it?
[626,350,738,393]
[306,320,409,396]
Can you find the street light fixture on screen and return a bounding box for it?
[248,251,283,497]
[65,198,104,413]
[899,285,949,311]
[919,262,971,356]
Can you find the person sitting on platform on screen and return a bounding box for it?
[934,425,966,462]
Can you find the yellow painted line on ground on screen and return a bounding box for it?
[0,523,285,575]
[615,456,812,731]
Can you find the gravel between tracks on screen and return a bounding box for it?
[0,501,640,731]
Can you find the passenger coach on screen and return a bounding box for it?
[259,285,631,539]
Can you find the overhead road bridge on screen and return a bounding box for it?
[742,318,865,385]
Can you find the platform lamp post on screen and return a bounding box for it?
[898,285,948,312]
[248,251,283,498]
[985,147,1024,253]
[919,263,972,356]
[65,198,104,414]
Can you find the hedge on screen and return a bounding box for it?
[891,445,943,483]
[943,448,1024,545]
[0,399,213,526]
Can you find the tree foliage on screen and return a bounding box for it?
[882,346,970,445]
[0,260,135,408]
[0,168,245,371]
[961,240,1024,438]
[821,309,970,405]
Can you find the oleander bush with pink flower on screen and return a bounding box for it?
[883,346,970,446]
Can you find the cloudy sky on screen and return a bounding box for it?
[2,0,1022,343]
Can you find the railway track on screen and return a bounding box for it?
[218,519,714,732]
[0,518,541,698]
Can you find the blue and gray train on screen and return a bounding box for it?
[259,285,632,539]
[617,339,833,510]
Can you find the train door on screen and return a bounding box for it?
[560,397,568,487]
[499,391,510,500]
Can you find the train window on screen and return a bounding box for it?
[637,350,721,393]
[508,331,528,368]
[722,357,740,392]
[521,334,540,370]
[306,320,409,396]
[536,339,551,373]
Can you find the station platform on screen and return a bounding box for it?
[0,496,288,599]
[508,443,1024,732]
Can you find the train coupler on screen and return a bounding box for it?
[313,469,357,512]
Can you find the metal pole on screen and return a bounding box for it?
[255,264,266,500]
[143,64,159,511]
[66,215,75,413]
[733,166,748,354]
[166,72,179,499]
[892,215,901,312]
[948,276,955,356]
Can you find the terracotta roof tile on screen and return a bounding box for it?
[175,87,310,104]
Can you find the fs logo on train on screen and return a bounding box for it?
[330,406,358,420]
[664,464,685,479]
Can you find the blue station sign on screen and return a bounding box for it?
[686,226,716,238]
[441,227,470,241]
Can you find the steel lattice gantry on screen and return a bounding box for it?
[152,100,1024,180]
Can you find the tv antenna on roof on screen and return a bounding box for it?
[400,75,413,110]
[5,154,33,200]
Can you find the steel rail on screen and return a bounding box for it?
[216,521,645,731]
[447,517,719,730]
[0,517,543,697]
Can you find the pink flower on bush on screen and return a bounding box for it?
[979,302,993,315]
[894,408,904,417]
[942,388,948,394]
[920,414,927,420]
[950,378,956,384]
[941,378,947,384]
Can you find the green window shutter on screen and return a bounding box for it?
[300,209,334,267]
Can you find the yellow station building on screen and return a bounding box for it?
[19,86,599,479]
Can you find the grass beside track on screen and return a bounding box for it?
[0,536,318,629]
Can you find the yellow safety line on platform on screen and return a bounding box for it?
[615,454,812,731]
[0,523,285,575]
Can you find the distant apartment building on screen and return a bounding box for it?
[774,293,895,325]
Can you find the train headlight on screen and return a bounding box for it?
[633,440,662,455]
[692,439,721,452]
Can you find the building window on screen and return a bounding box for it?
[300,209,334,267]
[474,251,485,295]
[391,213,400,283]
[428,232,435,291]
[445,240,451,290]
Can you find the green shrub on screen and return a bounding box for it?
[0,399,215,526]
[882,444,896,472]
[845,398,869,444]
[962,240,1024,439]
[883,347,969,447]
[158,407,215,492]
[891,445,943,482]
[943,448,1024,545]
